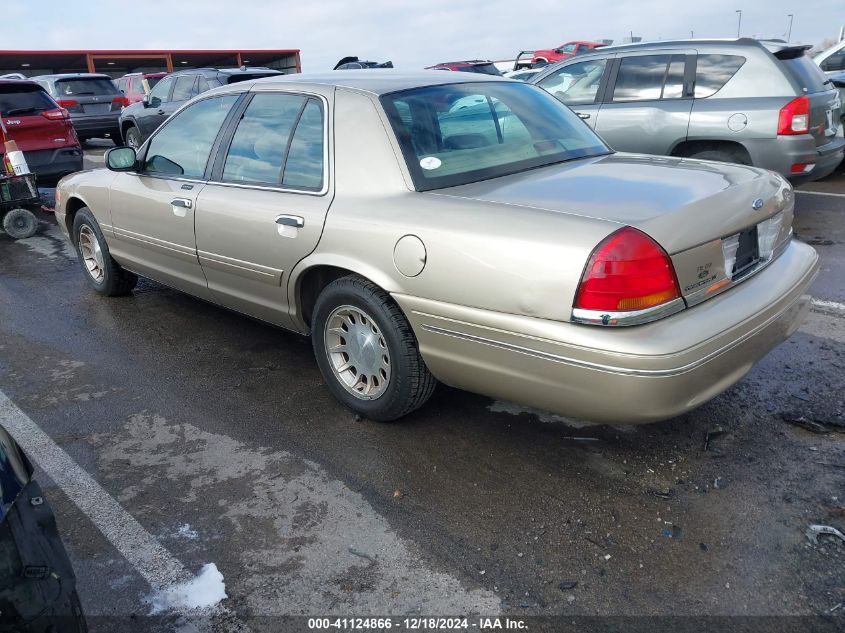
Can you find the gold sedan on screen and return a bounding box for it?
[54,71,818,423]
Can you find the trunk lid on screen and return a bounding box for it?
[431,153,790,254]
[0,83,76,152]
[775,47,842,147]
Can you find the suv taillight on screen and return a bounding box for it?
[56,99,78,107]
[777,96,810,135]
[573,227,682,323]
[41,108,69,120]
[112,96,129,108]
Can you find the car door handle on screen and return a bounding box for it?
[171,198,192,209]
[575,112,590,120]
[275,214,304,228]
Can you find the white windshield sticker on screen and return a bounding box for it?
[419,156,442,170]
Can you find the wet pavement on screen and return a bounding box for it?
[0,144,843,631]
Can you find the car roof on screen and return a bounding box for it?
[586,37,794,55]
[0,79,43,87]
[31,73,113,80]
[238,69,507,95]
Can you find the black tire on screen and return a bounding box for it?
[72,207,137,296]
[689,149,750,165]
[312,276,436,422]
[2,208,38,239]
[124,126,142,149]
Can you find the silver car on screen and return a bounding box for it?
[54,71,818,424]
[530,38,844,184]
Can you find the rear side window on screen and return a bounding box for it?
[612,54,687,101]
[778,55,830,94]
[282,99,325,190]
[170,75,197,102]
[694,55,746,98]
[222,93,306,185]
[0,85,57,115]
[54,78,119,96]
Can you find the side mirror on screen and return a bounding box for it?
[106,147,138,172]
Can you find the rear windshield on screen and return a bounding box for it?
[381,81,610,191]
[462,64,502,76]
[0,84,56,116]
[778,54,830,93]
[55,78,119,96]
[225,72,280,84]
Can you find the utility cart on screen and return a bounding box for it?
[0,173,40,239]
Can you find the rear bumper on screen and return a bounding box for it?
[745,134,845,184]
[23,147,84,180]
[395,240,819,425]
[70,113,121,138]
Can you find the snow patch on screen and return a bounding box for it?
[811,298,845,314]
[147,563,227,614]
[175,523,199,540]
[488,401,597,428]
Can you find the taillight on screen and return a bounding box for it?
[56,99,79,108]
[41,108,69,120]
[112,96,129,108]
[777,96,809,135]
[573,227,682,320]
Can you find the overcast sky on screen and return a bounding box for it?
[7,1,843,70]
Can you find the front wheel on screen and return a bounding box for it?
[312,276,436,422]
[124,126,142,149]
[72,207,137,296]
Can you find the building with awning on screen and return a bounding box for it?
[0,49,301,77]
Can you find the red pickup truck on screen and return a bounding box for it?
[532,41,608,65]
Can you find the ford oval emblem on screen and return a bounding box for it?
[752,198,764,210]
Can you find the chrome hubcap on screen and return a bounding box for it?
[78,225,105,283]
[324,305,391,400]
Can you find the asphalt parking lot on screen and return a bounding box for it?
[1,142,843,632]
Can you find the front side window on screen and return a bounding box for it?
[143,95,238,179]
[557,44,577,55]
[537,58,608,105]
[612,54,687,101]
[695,55,746,98]
[148,75,174,104]
[382,82,609,191]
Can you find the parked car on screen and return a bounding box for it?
[115,72,167,105]
[831,71,845,124]
[54,71,817,424]
[0,80,82,183]
[530,38,844,184]
[531,41,608,65]
[814,38,845,74]
[425,60,501,75]
[502,68,542,81]
[118,67,282,148]
[32,73,123,143]
[0,423,87,632]
[333,56,393,70]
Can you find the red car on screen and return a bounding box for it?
[115,72,167,106]
[0,80,82,184]
[532,41,608,65]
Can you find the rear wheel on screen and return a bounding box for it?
[2,208,38,239]
[72,207,137,296]
[124,126,142,149]
[689,149,750,166]
[312,276,436,421]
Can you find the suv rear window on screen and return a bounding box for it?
[694,55,746,98]
[55,78,119,96]
[777,54,830,94]
[225,72,279,84]
[462,64,502,76]
[0,84,56,115]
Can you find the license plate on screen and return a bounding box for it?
[722,225,761,282]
